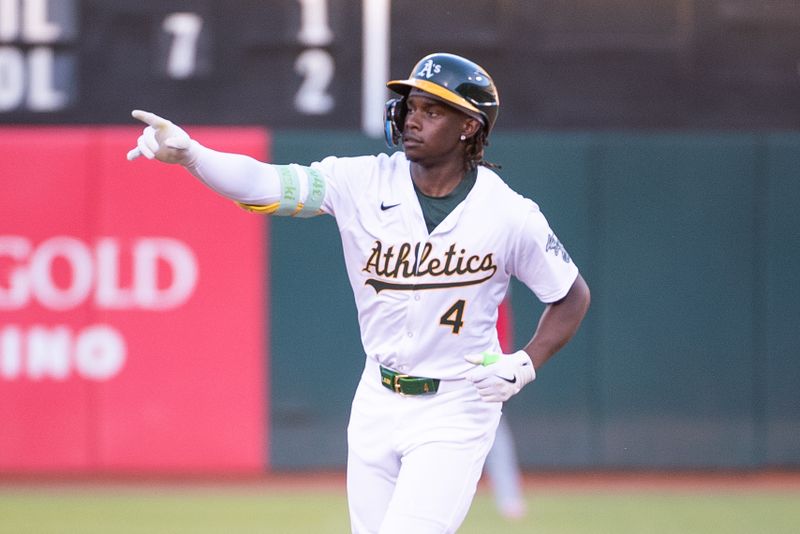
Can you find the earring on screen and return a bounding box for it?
[460,134,466,141]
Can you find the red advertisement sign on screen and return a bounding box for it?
[0,127,269,474]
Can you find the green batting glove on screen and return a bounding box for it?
[464,351,502,366]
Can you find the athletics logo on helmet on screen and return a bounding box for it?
[416,59,442,79]
[384,53,499,147]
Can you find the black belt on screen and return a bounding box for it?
[380,365,440,396]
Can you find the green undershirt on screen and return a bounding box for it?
[413,167,478,233]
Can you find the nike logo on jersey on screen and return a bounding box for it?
[380,202,401,211]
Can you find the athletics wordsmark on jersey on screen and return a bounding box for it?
[380,201,401,211]
[365,273,494,293]
[546,234,571,263]
[362,240,497,293]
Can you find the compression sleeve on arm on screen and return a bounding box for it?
[184,141,326,217]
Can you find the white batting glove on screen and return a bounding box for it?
[126,109,197,166]
[464,350,536,403]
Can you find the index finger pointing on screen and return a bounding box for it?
[126,147,142,161]
[131,109,169,129]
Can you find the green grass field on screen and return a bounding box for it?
[1,481,798,533]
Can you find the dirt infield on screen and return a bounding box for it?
[259,469,800,494]
[515,470,800,492]
[3,469,799,493]
[177,469,800,492]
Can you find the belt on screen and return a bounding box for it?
[380,365,440,396]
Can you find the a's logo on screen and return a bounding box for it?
[546,234,572,263]
[416,59,441,79]
[380,202,401,211]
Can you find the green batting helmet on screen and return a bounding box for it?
[384,53,500,147]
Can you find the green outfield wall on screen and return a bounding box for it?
[268,132,800,470]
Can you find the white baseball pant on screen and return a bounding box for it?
[347,357,502,534]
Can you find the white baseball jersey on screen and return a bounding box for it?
[312,151,578,379]
[133,109,582,533]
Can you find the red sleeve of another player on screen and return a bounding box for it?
[497,297,513,353]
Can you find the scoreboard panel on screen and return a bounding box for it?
[0,0,362,126]
[1,0,799,130]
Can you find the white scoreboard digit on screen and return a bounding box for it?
[0,0,76,112]
[0,0,365,128]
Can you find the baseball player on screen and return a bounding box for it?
[485,416,526,519]
[484,297,527,520]
[127,52,590,534]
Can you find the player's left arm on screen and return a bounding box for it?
[465,274,590,402]
[522,273,590,370]
[465,205,590,403]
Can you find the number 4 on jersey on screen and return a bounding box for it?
[440,299,466,334]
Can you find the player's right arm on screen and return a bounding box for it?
[126,110,325,217]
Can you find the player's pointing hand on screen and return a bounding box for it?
[126,109,196,166]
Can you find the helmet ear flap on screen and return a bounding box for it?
[384,98,407,148]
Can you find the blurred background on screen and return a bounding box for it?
[1,0,798,481]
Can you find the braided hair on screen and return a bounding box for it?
[465,127,500,171]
